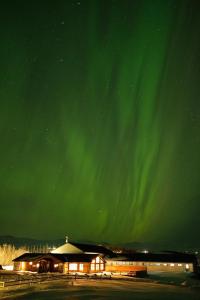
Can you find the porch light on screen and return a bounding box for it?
[54,264,58,267]
[29,262,33,265]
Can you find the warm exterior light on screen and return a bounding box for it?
[21,262,25,270]
[36,263,39,268]
[29,262,33,265]
[54,264,58,267]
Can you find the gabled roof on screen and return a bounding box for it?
[51,242,113,255]
[51,243,83,254]
[13,253,52,262]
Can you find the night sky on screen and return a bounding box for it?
[1,0,200,248]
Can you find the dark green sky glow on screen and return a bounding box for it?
[0,0,200,247]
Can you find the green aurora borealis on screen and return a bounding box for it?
[0,0,200,247]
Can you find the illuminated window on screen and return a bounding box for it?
[178,264,182,267]
[54,264,58,268]
[79,264,83,271]
[91,264,95,271]
[164,263,167,266]
[100,264,104,270]
[170,264,175,267]
[36,263,39,268]
[69,263,78,271]
[92,259,95,263]
[96,264,99,271]
[96,257,100,263]
[29,262,33,265]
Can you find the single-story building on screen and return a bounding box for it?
[13,240,198,275]
[13,253,105,273]
[105,252,198,273]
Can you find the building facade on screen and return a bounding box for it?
[105,252,198,273]
[13,241,198,275]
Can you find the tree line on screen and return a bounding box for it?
[0,244,55,266]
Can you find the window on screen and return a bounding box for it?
[100,264,104,270]
[79,264,83,271]
[69,263,78,271]
[91,264,95,271]
[96,257,100,263]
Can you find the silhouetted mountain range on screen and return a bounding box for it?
[0,235,156,250]
[0,235,198,252]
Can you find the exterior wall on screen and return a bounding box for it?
[14,260,64,273]
[14,261,37,272]
[105,264,147,273]
[106,261,194,273]
[64,262,91,274]
[14,262,21,271]
[143,262,193,272]
[63,257,105,274]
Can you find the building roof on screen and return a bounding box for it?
[72,242,113,255]
[61,254,99,262]
[106,252,197,264]
[13,253,44,262]
[51,243,83,254]
[51,242,112,255]
[13,253,100,263]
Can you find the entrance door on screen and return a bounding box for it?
[38,259,54,273]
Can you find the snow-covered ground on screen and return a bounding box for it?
[148,271,200,287]
[0,272,200,299]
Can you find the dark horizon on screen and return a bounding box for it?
[0,0,200,248]
[0,234,200,252]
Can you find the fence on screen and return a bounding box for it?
[0,273,112,288]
